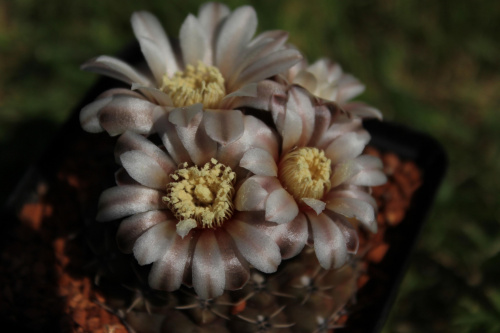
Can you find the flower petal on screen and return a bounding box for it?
[133,221,176,265]
[131,11,178,79]
[248,29,289,48]
[197,2,230,35]
[266,188,299,224]
[240,148,278,177]
[317,83,339,102]
[232,48,302,89]
[302,198,326,215]
[280,97,302,153]
[307,212,348,269]
[285,85,316,148]
[115,168,140,186]
[203,109,244,145]
[313,110,362,149]
[81,55,152,86]
[331,214,359,254]
[131,83,173,106]
[197,2,230,64]
[307,103,333,147]
[215,6,257,77]
[226,30,289,88]
[169,106,217,165]
[222,83,258,101]
[225,215,281,273]
[235,176,281,211]
[116,210,173,253]
[98,87,147,99]
[342,102,383,120]
[80,96,112,133]
[154,113,191,164]
[267,212,308,259]
[180,14,208,66]
[216,114,280,170]
[120,151,168,190]
[98,96,163,136]
[330,160,358,188]
[277,86,317,152]
[96,185,167,221]
[176,219,197,238]
[167,104,202,127]
[215,230,250,290]
[347,155,387,186]
[336,74,365,103]
[325,196,377,233]
[325,131,371,165]
[293,70,318,93]
[227,79,287,112]
[148,230,193,291]
[347,170,387,186]
[134,37,169,86]
[326,184,378,209]
[307,60,330,85]
[115,131,177,177]
[192,230,225,299]
[324,61,343,82]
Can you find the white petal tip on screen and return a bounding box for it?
[302,198,326,215]
[176,219,197,238]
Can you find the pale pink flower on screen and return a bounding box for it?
[231,57,382,120]
[235,86,386,270]
[80,3,302,136]
[96,106,283,299]
[286,58,382,119]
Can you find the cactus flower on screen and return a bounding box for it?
[80,3,302,136]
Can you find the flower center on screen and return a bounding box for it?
[163,158,236,234]
[278,147,332,201]
[161,61,226,108]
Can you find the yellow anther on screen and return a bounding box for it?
[161,62,226,108]
[278,147,332,201]
[164,160,236,229]
[194,184,214,204]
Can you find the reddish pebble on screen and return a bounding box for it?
[382,153,400,175]
[363,146,381,158]
[66,174,81,188]
[44,204,54,217]
[385,183,404,203]
[357,274,370,289]
[385,204,406,226]
[19,203,44,229]
[73,308,87,327]
[376,212,385,225]
[337,314,349,325]
[231,299,247,315]
[402,161,421,183]
[87,317,101,331]
[366,243,390,263]
[393,173,414,198]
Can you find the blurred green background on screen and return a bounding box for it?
[1,0,499,331]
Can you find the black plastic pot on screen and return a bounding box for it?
[1,43,447,332]
[345,119,447,332]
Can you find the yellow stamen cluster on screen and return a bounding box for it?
[163,158,236,229]
[278,147,332,201]
[161,61,226,109]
